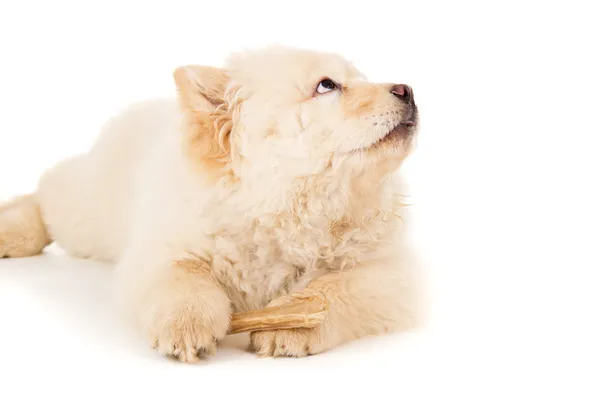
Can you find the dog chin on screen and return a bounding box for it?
[359,123,417,154]
[380,123,416,144]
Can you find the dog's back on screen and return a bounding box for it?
[36,99,179,261]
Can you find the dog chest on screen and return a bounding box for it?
[207,214,391,312]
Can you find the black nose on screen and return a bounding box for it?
[390,84,414,104]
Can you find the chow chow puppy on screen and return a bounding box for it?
[0,46,421,362]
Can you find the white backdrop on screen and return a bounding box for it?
[0,1,598,397]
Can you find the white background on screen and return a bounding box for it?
[0,1,599,397]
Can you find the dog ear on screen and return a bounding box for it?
[173,65,229,111]
[174,65,234,176]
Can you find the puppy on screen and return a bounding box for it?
[0,46,421,362]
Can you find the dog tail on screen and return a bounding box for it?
[0,193,52,258]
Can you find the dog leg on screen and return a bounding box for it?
[117,255,232,363]
[0,194,52,258]
[250,262,419,357]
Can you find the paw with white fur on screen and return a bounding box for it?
[145,302,227,362]
[134,260,232,363]
[250,327,326,357]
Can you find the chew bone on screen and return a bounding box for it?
[228,294,328,335]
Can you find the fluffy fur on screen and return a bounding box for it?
[0,46,422,362]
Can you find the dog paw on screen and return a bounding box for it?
[250,327,326,357]
[137,264,232,363]
[146,306,226,363]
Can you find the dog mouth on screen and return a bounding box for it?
[345,106,419,154]
[392,119,416,132]
[376,108,418,145]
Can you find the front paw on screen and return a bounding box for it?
[138,262,231,363]
[250,327,325,357]
[145,301,229,363]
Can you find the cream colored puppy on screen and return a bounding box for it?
[0,46,421,362]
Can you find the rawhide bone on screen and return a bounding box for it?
[228,294,328,335]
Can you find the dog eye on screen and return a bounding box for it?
[316,79,338,94]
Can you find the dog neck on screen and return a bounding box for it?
[220,163,404,229]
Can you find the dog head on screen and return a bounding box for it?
[174,46,418,200]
